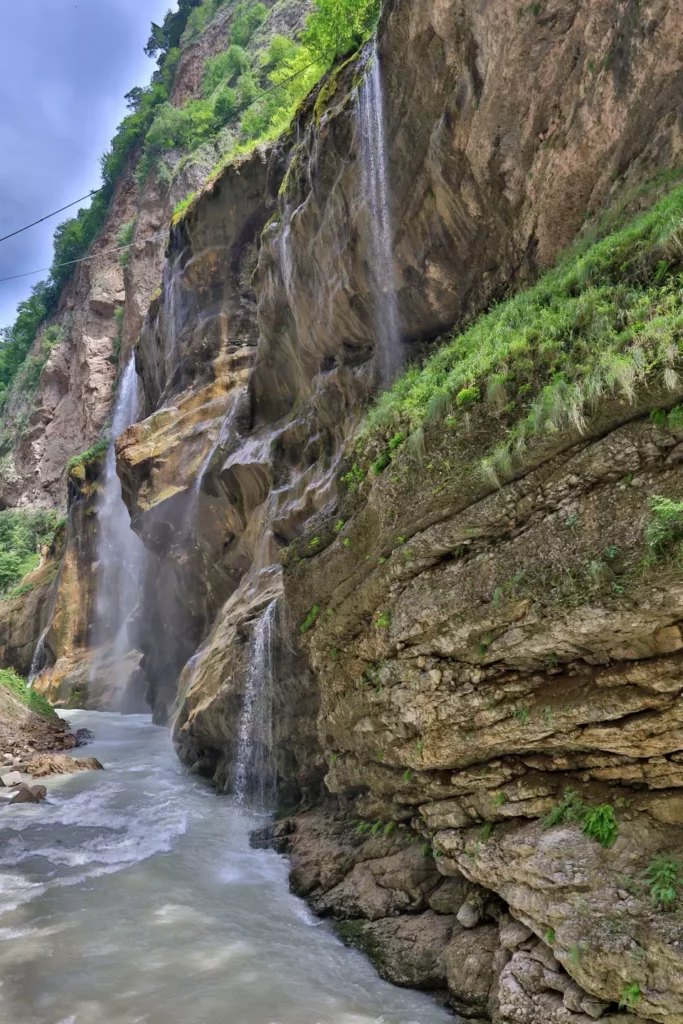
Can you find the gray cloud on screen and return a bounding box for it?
[0,0,176,327]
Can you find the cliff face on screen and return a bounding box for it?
[6,0,683,1018]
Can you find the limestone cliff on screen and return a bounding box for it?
[5,0,683,1020]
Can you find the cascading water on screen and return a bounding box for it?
[357,46,402,385]
[88,355,146,705]
[185,400,239,533]
[233,599,278,811]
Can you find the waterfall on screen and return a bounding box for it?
[233,599,278,811]
[357,47,402,385]
[89,355,146,703]
[184,401,238,535]
[27,633,47,687]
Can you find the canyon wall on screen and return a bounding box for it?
[7,0,683,1019]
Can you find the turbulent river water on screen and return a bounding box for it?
[0,712,455,1024]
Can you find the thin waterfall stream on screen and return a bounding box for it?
[357,47,402,385]
[88,355,146,707]
[234,599,278,810]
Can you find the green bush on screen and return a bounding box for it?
[645,855,680,909]
[0,667,57,719]
[229,2,267,47]
[619,982,641,1011]
[0,509,61,593]
[302,0,381,59]
[543,789,619,849]
[213,86,238,127]
[117,217,137,266]
[203,45,250,95]
[65,438,110,474]
[645,495,683,560]
[582,805,618,848]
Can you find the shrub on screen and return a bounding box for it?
[300,605,320,634]
[645,495,683,560]
[203,45,250,95]
[117,217,137,266]
[65,438,110,474]
[302,0,381,59]
[619,982,641,1011]
[582,805,618,848]
[645,855,680,909]
[229,1,267,47]
[213,86,238,127]
[0,668,57,720]
[543,789,619,848]
[0,509,61,593]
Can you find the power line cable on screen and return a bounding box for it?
[0,190,102,245]
[0,47,334,285]
[0,230,171,284]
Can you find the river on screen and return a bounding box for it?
[0,712,454,1024]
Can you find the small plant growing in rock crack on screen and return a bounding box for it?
[543,705,554,724]
[565,513,578,528]
[343,537,352,548]
[334,519,345,533]
[604,545,619,560]
[543,789,586,829]
[514,706,530,726]
[370,820,383,836]
[403,767,412,783]
[422,842,433,858]
[480,822,494,842]
[582,805,618,848]
[329,752,338,764]
[376,611,391,629]
[645,495,683,560]
[493,792,507,808]
[355,821,371,835]
[300,605,320,634]
[342,464,365,493]
[376,749,384,762]
[619,981,642,1011]
[545,927,556,945]
[645,855,680,909]
[309,536,321,548]
[384,821,396,837]
[396,536,406,545]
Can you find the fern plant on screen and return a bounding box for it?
[581,805,618,849]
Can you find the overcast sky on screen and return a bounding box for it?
[0,0,177,329]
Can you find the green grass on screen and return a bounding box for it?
[363,183,683,476]
[0,667,56,720]
[300,605,320,634]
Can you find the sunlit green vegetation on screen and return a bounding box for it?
[0,510,62,593]
[0,667,57,719]
[364,183,683,482]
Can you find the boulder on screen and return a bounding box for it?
[27,754,103,777]
[10,784,48,805]
[0,771,23,788]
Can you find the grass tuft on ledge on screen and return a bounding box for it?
[364,182,683,474]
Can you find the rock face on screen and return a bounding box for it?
[4,0,683,1019]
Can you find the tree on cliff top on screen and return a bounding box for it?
[303,0,382,59]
